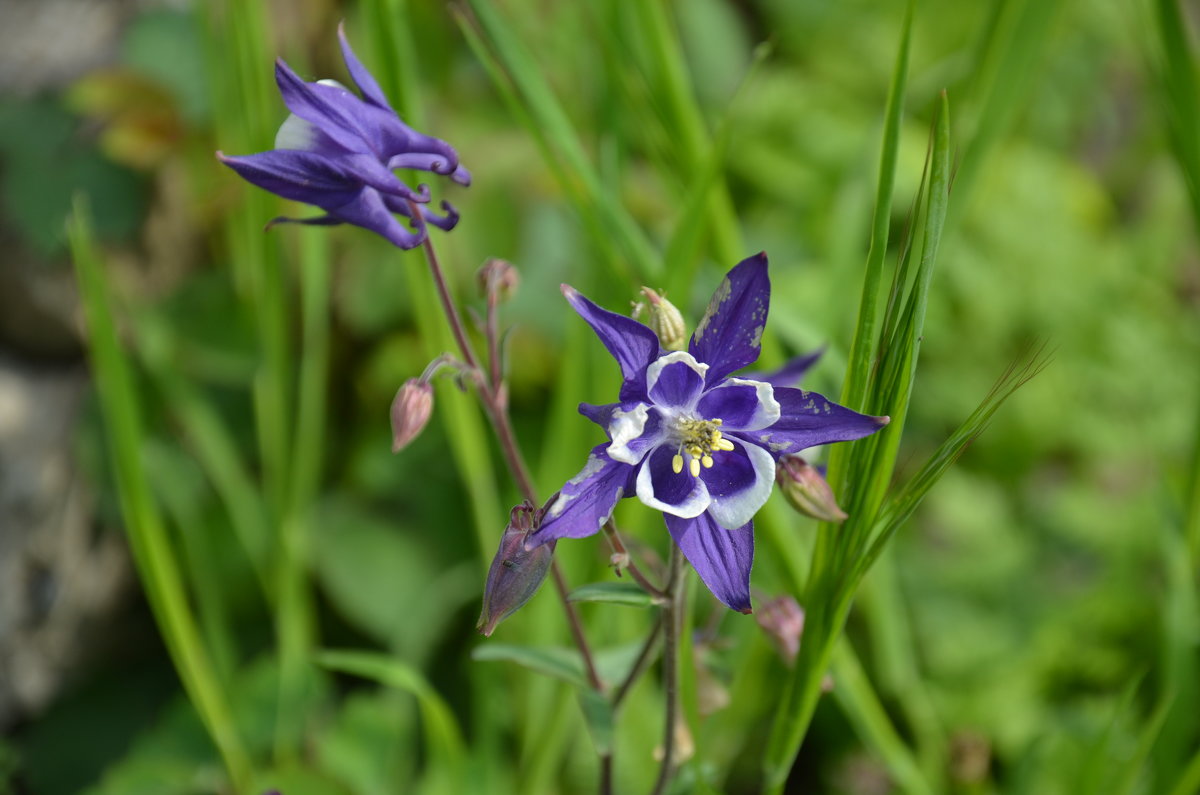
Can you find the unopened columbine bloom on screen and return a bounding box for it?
[526,253,887,612]
[218,24,468,249]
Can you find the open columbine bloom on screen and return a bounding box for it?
[527,253,888,612]
[217,24,468,249]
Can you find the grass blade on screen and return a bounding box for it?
[69,197,252,790]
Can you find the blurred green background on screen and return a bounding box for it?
[0,0,1197,792]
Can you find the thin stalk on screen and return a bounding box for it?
[603,520,667,600]
[650,543,686,795]
[486,278,502,392]
[70,202,252,790]
[413,228,603,693]
[613,616,665,709]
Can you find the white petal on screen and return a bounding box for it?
[635,459,711,518]
[274,113,319,150]
[606,403,655,464]
[707,377,781,431]
[705,441,776,529]
[645,351,708,409]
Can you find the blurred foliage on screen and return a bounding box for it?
[2,0,1198,793]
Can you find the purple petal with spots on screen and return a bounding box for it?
[530,445,635,547]
[736,387,889,458]
[752,347,825,388]
[636,445,710,518]
[648,358,706,408]
[689,252,770,383]
[696,379,779,431]
[561,285,660,401]
[664,512,753,613]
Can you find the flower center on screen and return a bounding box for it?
[671,417,736,478]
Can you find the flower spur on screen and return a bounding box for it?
[217,24,468,249]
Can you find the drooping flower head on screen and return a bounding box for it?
[527,253,887,612]
[217,24,468,249]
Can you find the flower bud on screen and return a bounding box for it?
[477,502,554,636]
[639,287,687,351]
[477,258,520,302]
[390,378,434,453]
[755,594,805,665]
[775,455,848,523]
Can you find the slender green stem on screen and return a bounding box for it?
[414,229,603,693]
[650,543,686,795]
[603,520,667,600]
[70,202,252,791]
[613,616,664,709]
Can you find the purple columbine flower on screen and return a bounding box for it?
[526,253,888,612]
[217,24,468,249]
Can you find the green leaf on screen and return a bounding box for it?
[568,582,664,607]
[314,650,466,775]
[471,643,587,688]
[578,689,615,757]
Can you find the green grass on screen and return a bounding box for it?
[11,0,1194,793]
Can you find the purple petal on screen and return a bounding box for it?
[562,285,661,401]
[664,512,753,613]
[328,187,427,249]
[579,401,621,430]
[338,22,392,110]
[217,149,362,206]
[689,252,770,383]
[276,59,462,173]
[696,378,780,431]
[388,152,467,181]
[381,195,460,232]
[274,112,349,157]
[736,387,889,458]
[274,58,380,155]
[265,214,344,229]
[530,445,635,546]
[634,446,711,518]
[752,347,825,388]
[699,439,775,529]
[647,352,707,408]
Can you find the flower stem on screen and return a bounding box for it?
[650,542,686,795]
[413,230,603,694]
[613,614,663,709]
[603,520,667,599]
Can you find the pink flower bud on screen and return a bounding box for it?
[390,379,433,453]
[638,287,687,351]
[477,502,554,636]
[755,595,805,665]
[775,455,848,523]
[477,257,520,301]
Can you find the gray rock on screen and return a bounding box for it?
[0,354,129,729]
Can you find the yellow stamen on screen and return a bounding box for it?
[689,457,701,478]
[672,454,684,474]
[701,455,714,468]
[714,438,736,451]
